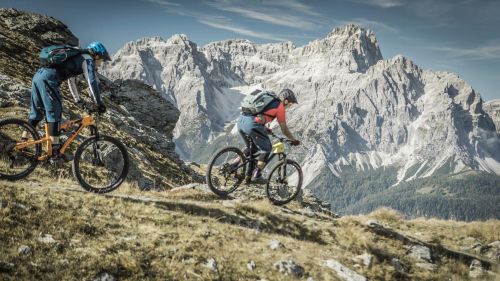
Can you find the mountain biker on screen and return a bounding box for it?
[23,42,111,162]
[237,88,300,183]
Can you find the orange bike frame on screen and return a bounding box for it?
[14,116,95,161]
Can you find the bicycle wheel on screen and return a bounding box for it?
[266,159,303,205]
[72,134,129,193]
[0,118,41,180]
[206,147,246,197]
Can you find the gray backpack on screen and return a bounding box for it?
[241,90,279,115]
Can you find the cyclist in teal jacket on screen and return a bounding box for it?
[25,42,111,162]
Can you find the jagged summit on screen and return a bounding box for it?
[203,38,254,47]
[166,33,196,46]
[118,34,196,53]
[294,24,383,73]
[328,24,370,36]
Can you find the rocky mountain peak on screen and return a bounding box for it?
[328,24,368,37]
[298,24,383,73]
[115,34,198,58]
[203,39,257,58]
[166,33,197,49]
[136,36,167,45]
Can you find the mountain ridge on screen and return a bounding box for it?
[102,24,500,219]
[102,25,499,179]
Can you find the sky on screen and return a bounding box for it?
[1,0,499,101]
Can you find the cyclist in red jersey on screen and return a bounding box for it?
[237,89,300,183]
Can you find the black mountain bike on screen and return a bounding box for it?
[206,132,303,205]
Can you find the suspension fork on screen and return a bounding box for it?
[89,125,99,139]
[246,141,255,178]
[278,154,287,181]
[89,125,103,164]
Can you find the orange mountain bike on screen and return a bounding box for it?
[0,108,129,193]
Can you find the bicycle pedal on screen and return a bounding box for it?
[49,155,73,165]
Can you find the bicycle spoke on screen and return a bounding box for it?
[207,148,245,196]
[266,160,302,205]
[0,120,39,179]
[75,138,125,190]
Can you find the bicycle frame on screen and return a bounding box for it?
[239,136,287,179]
[14,115,96,161]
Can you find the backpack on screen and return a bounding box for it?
[241,90,279,115]
[39,45,85,67]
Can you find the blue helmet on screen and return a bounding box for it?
[86,41,111,61]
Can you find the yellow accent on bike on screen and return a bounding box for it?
[272,142,285,154]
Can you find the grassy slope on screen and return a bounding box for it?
[1,178,498,280]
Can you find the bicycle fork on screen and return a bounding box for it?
[89,125,104,166]
[245,141,256,183]
[276,154,287,184]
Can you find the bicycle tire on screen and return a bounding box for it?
[72,134,129,193]
[266,159,303,205]
[0,118,41,180]
[206,146,246,197]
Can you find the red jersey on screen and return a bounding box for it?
[255,101,286,125]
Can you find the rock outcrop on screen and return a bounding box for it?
[484,99,500,133]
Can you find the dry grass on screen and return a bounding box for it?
[0,180,341,280]
[362,206,499,252]
[0,180,498,280]
[367,207,404,223]
[385,215,500,251]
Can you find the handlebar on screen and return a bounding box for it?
[269,131,292,144]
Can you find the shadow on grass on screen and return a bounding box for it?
[153,200,327,245]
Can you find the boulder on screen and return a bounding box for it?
[247,260,256,271]
[352,252,373,268]
[469,259,485,279]
[269,239,283,250]
[479,241,500,261]
[273,258,305,277]
[93,272,117,281]
[205,258,218,273]
[18,245,31,256]
[324,259,367,281]
[408,245,432,262]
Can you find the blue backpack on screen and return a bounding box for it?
[39,45,86,67]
